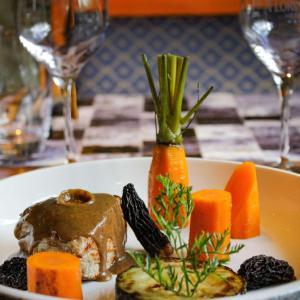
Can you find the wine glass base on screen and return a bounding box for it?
[270,158,300,174]
[63,152,79,164]
[67,158,77,164]
[289,163,300,174]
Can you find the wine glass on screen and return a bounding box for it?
[17,0,108,162]
[240,0,300,170]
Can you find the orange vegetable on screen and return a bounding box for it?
[38,64,48,91]
[51,0,68,47]
[27,251,82,299]
[145,54,190,227]
[188,190,232,260]
[148,144,189,227]
[225,162,260,239]
[143,54,212,228]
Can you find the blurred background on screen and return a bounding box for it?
[78,0,289,97]
[0,0,300,170]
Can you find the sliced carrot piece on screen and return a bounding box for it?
[27,251,82,299]
[188,190,232,260]
[225,162,260,239]
[148,144,189,227]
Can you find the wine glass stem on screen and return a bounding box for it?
[62,78,77,163]
[275,75,294,168]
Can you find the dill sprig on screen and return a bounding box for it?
[130,175,244,297]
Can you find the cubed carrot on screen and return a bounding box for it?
[27,251,82,299]
[188,190,232,260]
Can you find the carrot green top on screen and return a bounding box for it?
[142,53,213,145]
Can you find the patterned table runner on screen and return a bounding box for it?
[18,93,300,166]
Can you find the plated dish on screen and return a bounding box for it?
[0,158,299,299]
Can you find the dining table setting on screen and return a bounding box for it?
[1,91,300,175]
[1,0,300,300]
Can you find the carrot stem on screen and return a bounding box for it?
[167,54,177,110]
[158,55,169,126]
[142,53,211,145]
[175,56,184,100]
[157,54,174,144]
[171,57,188,136]
[142,54,159,114]
[181,86,213,125]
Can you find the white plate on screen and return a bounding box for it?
[0,157,299,300]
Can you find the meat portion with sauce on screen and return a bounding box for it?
[14,189,127,281]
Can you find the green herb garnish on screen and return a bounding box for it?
[130,176,244,297]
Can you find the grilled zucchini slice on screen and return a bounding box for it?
[116,259,245,299]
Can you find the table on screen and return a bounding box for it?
[1,93,300,177]
[0,167,37,180]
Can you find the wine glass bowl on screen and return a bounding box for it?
[241,2,300,76]
[240,0,300,169]
[17,0,108,162]
[18,1,107,79]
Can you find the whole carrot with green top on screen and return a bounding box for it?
[142,53,213,227]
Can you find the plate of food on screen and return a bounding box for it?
[0,157,299,300]
[1,53,299,299]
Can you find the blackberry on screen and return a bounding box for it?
[0,257,27,290]
[238,255,295,290]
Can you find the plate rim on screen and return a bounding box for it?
[0,157,299,300]
[1,157,299,185]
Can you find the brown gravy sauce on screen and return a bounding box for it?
[109,253,135,275]
[14,191,127,281]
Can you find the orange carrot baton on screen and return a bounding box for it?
[188,190,232,260]
[27,251,82,299]
[225,162,260,239]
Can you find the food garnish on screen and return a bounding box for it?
[238,255,295,290]
[225,162,260,239]
[189,190,232,261]
[122,183,173,257]
[27,251,82,299]
[124,176,244,298]
[142,53,213,227]
[0,257,27,290]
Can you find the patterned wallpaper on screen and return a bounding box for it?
[76,16,297,98]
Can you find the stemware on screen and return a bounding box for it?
[240,0,300,170]
[0,1,52,163]
[17,0,108,162]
